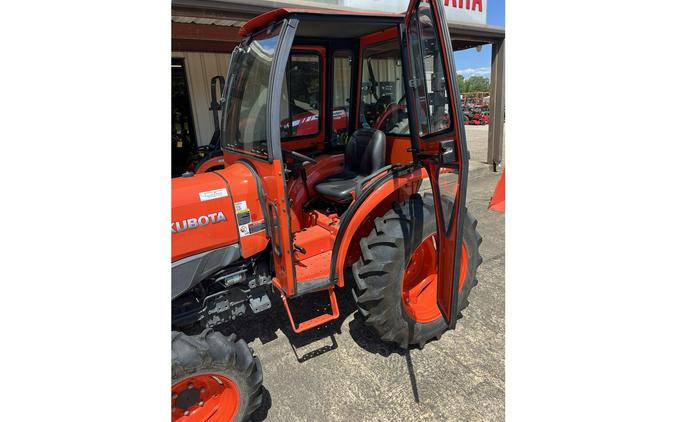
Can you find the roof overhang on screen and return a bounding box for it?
[238,7,402,37]
[172,0,504,51]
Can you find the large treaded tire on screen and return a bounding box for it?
[352,193,483,349]
[172,329,263,422]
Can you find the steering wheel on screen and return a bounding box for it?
[374,103,408,131]
[281,148,317,164]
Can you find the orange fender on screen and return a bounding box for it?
[331,167,428,287]
[488,169,505,213]
[195,155,226,174]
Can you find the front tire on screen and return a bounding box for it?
[172,329,263,422]
[352,193,482,349]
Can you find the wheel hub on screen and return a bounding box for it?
[401,235,469,323]
[171,374,239,421]
[175,385,200,411]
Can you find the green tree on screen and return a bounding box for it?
[456,74,466,93]
[464,75,490,93]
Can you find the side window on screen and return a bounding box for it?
[407,2,453,137]
[331,50,352,145]
[359,40,409,135]
[280,53,321,139]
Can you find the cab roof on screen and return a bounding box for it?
[239,7,404,38]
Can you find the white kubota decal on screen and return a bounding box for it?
[172,212,227,234]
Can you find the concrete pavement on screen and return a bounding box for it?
[465,124,505,179]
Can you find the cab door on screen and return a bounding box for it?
[220,18,300,297]
[402,0,469,326]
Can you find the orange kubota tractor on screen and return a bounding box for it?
[171,1,483,420]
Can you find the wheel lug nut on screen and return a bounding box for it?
[198,401,204,406]
[187,383,193,389]
[183,410,190,416]
[200,387,206,393]
[172,393,177,399]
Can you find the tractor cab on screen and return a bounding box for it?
[171,3,482,417]
[172,0,470,335]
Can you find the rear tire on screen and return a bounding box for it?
[172,329,263,421]
[352,193,482,349]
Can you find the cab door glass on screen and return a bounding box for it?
[359,40,409,135]
[331,50,353,145]
[407,2,453,137]
[222,25,281,159]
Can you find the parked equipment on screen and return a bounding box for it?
[463,107,490,125]
[171,2,483,420]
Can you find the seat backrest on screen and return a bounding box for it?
[344,128,386,176]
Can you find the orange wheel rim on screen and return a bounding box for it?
[401,235,469,323]
[172,374,239,422]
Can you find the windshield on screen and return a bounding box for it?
[222,24,282,159]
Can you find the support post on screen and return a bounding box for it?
[487,39,505,172]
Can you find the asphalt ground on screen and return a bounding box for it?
[216,154,505,421]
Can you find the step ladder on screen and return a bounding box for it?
[280,286,340,334]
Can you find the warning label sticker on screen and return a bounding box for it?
[248,219,266,235]
[234,200,251,226]
[239,219,266,237]
[237,210,251,225]
[234,201,248,213]
[234,200,265,238]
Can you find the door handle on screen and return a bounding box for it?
[440,140,457,164]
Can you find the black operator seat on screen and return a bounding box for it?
[315,128,386,204]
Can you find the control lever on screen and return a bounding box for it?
[294,244,307,255]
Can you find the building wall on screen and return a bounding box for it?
[172,51,232,146]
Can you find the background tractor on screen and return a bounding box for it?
[171,1,483,420]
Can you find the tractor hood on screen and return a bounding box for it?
[172,171,239,262]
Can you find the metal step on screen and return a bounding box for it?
[280,286,340,334]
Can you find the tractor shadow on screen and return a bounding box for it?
[218,273,424,405]
[347,312,421,403]
[221,272,414,361]
[223,285,357,362]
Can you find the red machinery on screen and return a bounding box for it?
[171,3,484,420]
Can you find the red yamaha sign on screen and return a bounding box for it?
[442,0,486,24]
[444,0,483,11]
[343,0,488,25]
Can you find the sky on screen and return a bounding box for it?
[453,0,504,80]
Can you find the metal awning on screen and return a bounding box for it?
[172,0,504,51]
